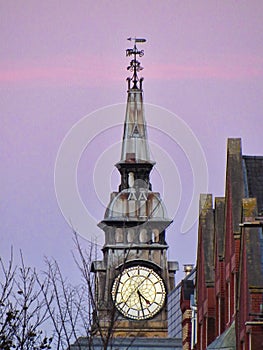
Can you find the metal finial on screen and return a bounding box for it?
[126,37,146,89]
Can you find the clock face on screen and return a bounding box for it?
[111,266,166,320]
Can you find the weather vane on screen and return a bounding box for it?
[126,37,146,89]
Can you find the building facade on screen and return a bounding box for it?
[180,268,196,350]
[195,138,263,350]
[168,266,195,340]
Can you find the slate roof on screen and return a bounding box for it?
[206,321,236,349]
[242,156,263,287]
[69,337,183,350]
[242,156,263,213]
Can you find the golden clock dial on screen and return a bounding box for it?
[111,265,166,320]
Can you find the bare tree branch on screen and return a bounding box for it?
[0,250,53,350]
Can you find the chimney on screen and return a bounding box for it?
[184,264,194,277]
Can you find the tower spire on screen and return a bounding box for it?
[119,38,153,167]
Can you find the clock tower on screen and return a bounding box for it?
[91,39,178,338]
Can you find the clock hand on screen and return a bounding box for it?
[115,272,152,308]
[137,291,145,317]
[138,290,150,305]
[135,274,150,291]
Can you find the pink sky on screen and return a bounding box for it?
[2,52,263,84]
[1,1,263,282]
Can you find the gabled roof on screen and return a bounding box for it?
[225,139,244,234]
[241,198,263,288]
[242,156,263,213]
[197,194,215,287]
[214,197,225,260]
[241,156,263,285]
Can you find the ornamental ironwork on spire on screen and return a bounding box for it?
[126,37,146,89]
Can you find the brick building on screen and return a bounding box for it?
[168,266,195,345]
[195,138,263,350]
[180,270,196,350]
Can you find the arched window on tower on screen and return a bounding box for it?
[152,229,159,243]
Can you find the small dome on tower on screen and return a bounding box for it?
[104,188,169,221]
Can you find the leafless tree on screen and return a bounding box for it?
[39,234,137,350]
[71,235,118,350]
[0,237,144,350]
[39,251,95,350]
[0,249,53,350]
